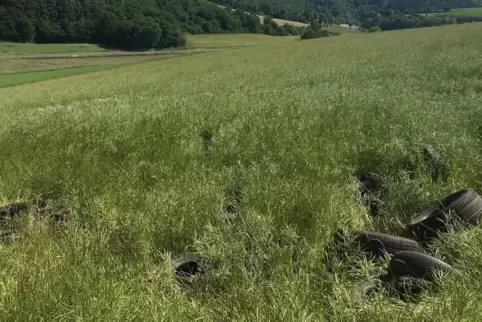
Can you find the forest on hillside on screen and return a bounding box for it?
[211,0,482,23]
[0,0,304,50]
[2,0,481,50]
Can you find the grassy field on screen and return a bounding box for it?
[0,24,482,321]
[0,55,178,75]
[0,42,105,55]
[185,33,298,48]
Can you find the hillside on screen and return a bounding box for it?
[214,3,310,26]
[0,0,303,50]
[210,0,482,23]
[0,23,481,320]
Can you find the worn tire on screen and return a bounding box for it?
[389,251,452,282]
[407,189,482,241]
[172,252,204,277]
[0,202,31,219]
[352,230,422,257]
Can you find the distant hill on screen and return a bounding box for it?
[213,3,309,26]
[0,0,306,50]
[210,0,482,23]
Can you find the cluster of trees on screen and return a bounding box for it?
[0,0,305,50]
[211,0,482,26]
[210,0,333,23]
[0,0,186,49]
[360,11,482,31]
[2,0,480,49]
[300,28,340,40]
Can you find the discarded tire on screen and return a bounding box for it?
[172,252,205,278]
[407,189,482,241]
[0,202,31,219]
[326,230,422,263]
[352,230,422,257]
[351,275,433,304]
[389,251,452,282]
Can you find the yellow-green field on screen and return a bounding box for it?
[0,24,482,321]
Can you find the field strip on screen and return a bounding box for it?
[0,48,219,60]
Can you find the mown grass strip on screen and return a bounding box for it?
[0,65,120,88]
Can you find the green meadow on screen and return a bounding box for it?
[0,23,481,321]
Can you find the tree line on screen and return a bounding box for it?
[0,0,305,50]
[211,0,482,26]
[360,12,482,31]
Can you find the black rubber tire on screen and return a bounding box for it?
[172,252,204,277]
[352,230,422,258]
[0,202,31,219]
[388,251,452,282]
[407,189,482,241]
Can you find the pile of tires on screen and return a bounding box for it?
[335,188,482,303]
[169,189,482,292]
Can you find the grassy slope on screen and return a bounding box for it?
[0,42,105,55]
[0,24,482,321]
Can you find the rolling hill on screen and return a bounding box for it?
[210,0,482,23]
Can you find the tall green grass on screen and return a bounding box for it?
[0,24,481,321]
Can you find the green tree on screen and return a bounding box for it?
[309,19,322,31]
[16,15,36,42]
[368,26,382,32]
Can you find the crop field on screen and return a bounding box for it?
[0,24,482,321]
